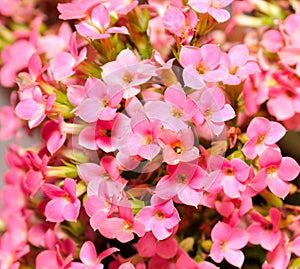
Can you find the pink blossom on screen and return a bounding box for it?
[242,117,286,160]
[221,44,260,85]
[163,6,197,44]
[188,0,234,23]
[0,39,35,87]
[209,156,250,198]
[136,196,180,240]
[0,104,21,141]
[128,116,163,161]
[41,178,81,222]
[145,84,198,131]
[102,49,156,98]
[251,148,300,198]
[98,204,145,243]
[158,127,199,165]
[70,241,119,269]
[41,115,67,155]
[75,5,129,40]
[247,208,281,251]
[50,33,87,81]
[155,162,207,206]
[77,78,123,122]
[180,45,228,88]
[15,87,56,128]
[210,221,249,268]
[137,232,178,259]
[261,30,284,53]
[190,87,235,135]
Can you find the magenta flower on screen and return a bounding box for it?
[188,0,234,23]
[41,178,81,222]
[251,148,300,198]
[180,45,228,87]
[136,196,180,240]
[75,5,129,39]
[77,78,123,123]
[70,241,119,269]
[221,44,260,85]
[210,221,249,268]
[155,162,207,206]
[247,208,281,251]
[242,117,286,160]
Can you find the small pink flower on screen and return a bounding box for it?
[70,241,119,269]
[247,208,281,251]
[42,178,81,222]
[75,5,129,39]
[15,87,56,129]
[251,148,300,198]
[78,78,123,122]
[188,0,234,23]
[180,45,228,87]
[136,196,180,240]
[221,44,260,85]
[210,221,249,268]
[242,117,286,160]
[155,162,207,206]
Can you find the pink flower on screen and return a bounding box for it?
[221,44,260,85]
[50,33,87,81]
[188,0,234,23]
[210,222,249,268]
[128,116,163,161]
[98,204,145,243]
[163,6,197,44]
[136,196,180,240]
[190,87,235,135]
[242,117,286,160]
[209,156,250,198]
[155,162,207,206]
[251,148,300,198]
[261,30,284,53]
[158,127,199,165]
[75,5,129,39]
[41,115,67,155]
[137,232,178,259]
[70,241,119,269]
[102,49,156,99]
[41,178,81,222]
[15,87,56,128]
[180,45,228,87]
[77,78,123,122]
[247,208,281,251]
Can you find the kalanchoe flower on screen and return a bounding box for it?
[210,221,249,268]
[251,148,300,198]
[70,241,119,269]
[188,0,234,23]
[75,5,129,39]
[247,208,281,251]
[41,178,81,222]
[242,117,286,160]
[77,78,124,122]
[136,196,180,240]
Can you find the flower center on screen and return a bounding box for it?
[154,210,165,220]
[224,167,234,176]
[123,220,132,232]
[196,64,207,74]
[257,134,265,144]
[177,174,188,184]
[122,72,134,85]
[172,108,183,118]
[144,135,152,145]
[267,165,277,176]
[173,142,183,155]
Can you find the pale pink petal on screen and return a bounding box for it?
[203,66,228,82]
[64,200,80,221]
[265,122,286,144]
[268,176,290,198]
[79,125,98,150]
[91,5,110,30]
[208,7,230,23]
[151,219,172,240]
[78,98,102,122]
[228,45,249,67]
[50,52,75,81]
[278,157,300,180]
[179,46,202,68]
[80,241,98,266]
[210,243,224,263]
[224,249,245,268]
[107,26,129,35]
[45,198,67,222]
[163,6,186,36]
[188,0,209,13]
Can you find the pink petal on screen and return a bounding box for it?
[163,6,186,36]
[107,26,129,35]
[164,85,186,110]
[224,249,245,268]
[78,98,102,123]
[278,157,300,180]
[202,44,221,69]
[151,219,172,240]
[79,125,98,150]
[64,200,80,221]
[50,52,75,81]
[45,198,67,222]
[179,46,202,68]
[208,7,230,23]
[188,0,209,13]
[265,122,286,144]
[203,66,228,82]
[137,233,157,257]
[228,45,249,67]
[80,241,98,266]
[98,247,120,262]
[156,237,178,259]
[91,5,110,30]
[210,242,224,263]
[236,61,260,77]
[268,176,290,198]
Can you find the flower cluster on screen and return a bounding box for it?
[0,0,300,269]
